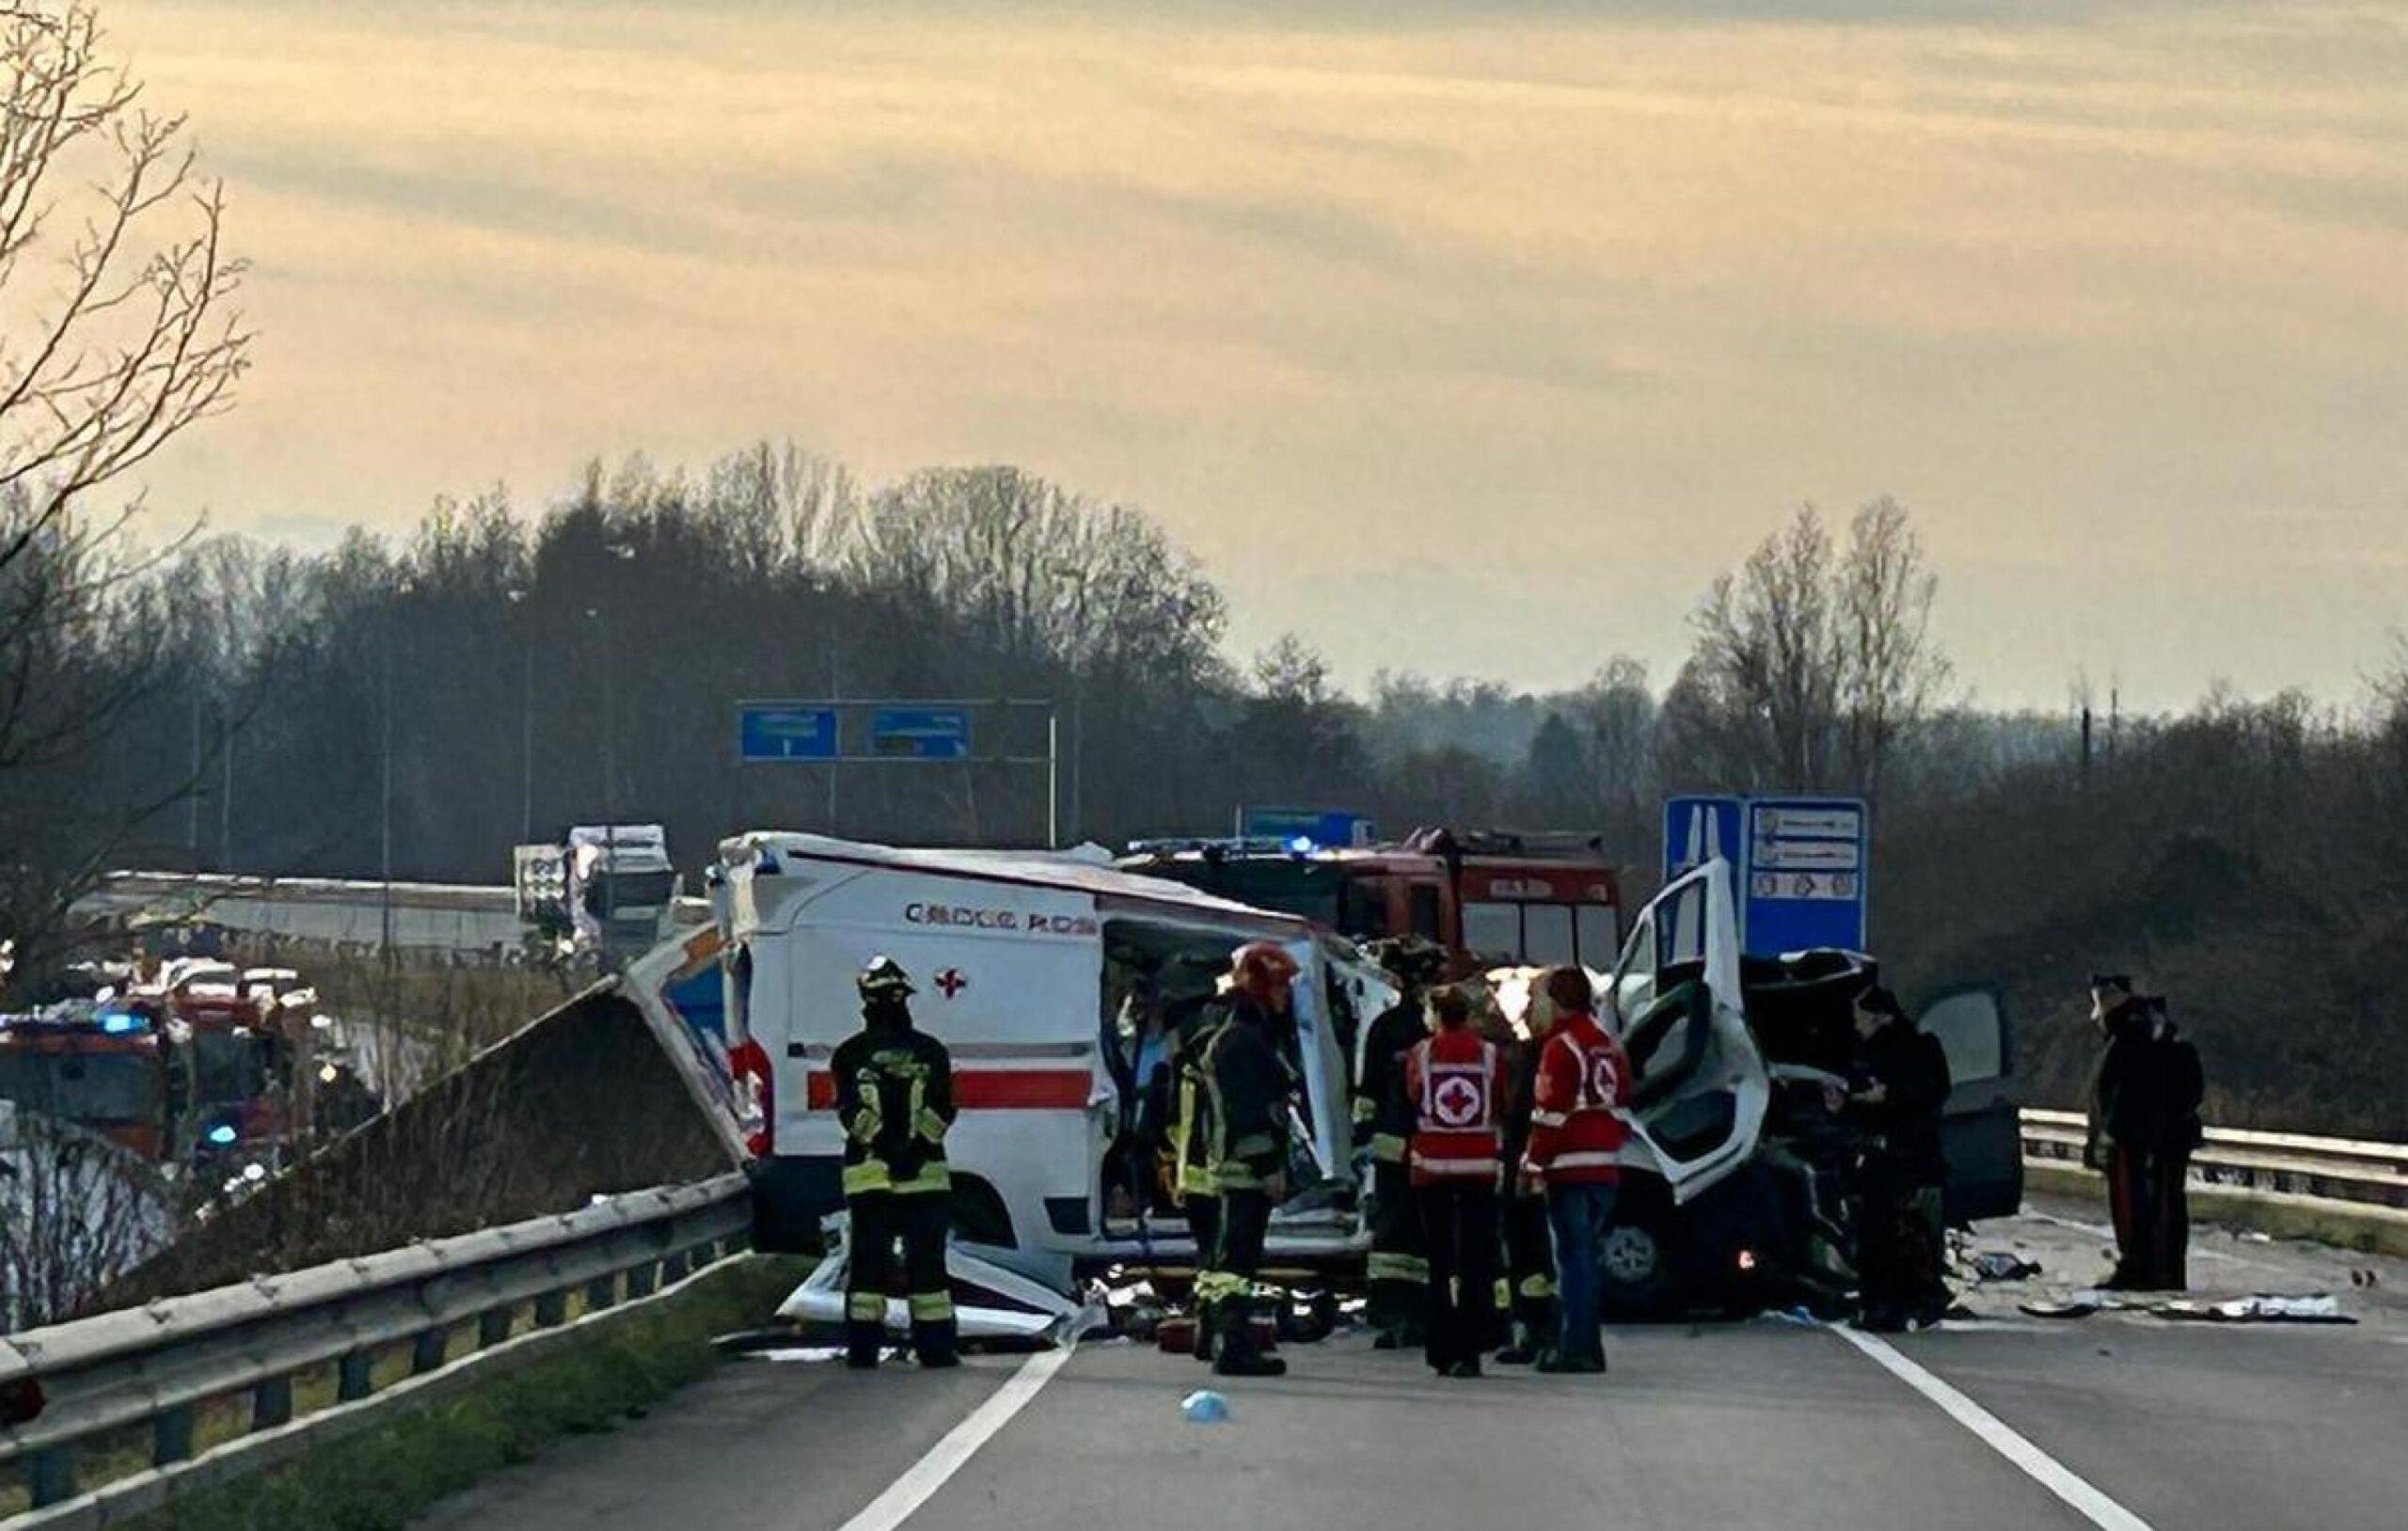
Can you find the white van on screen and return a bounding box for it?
[694,833,1384,1294]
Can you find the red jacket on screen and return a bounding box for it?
[1521,1012,1630,1185]
[1403,1026,1502,1187]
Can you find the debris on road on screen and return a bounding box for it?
[2018,1289,2357,1325]
[1181,1389,1229,1424]
[2152,1293,2355,1325]
[1969,1252,2043,1284]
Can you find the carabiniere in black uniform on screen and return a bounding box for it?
[832,956,959,1368]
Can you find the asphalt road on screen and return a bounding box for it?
[419,1207,2408,1531]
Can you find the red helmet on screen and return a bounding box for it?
[1229,942,1300,1004]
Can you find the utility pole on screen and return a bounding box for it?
[1046,708,1060,849]
[825,646,840,835]
[187,688,202,863]
[520,641,535,843]
[379,627,394,968]
[219,716,234,869]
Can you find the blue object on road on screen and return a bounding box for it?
[1180,1389,1229,1424]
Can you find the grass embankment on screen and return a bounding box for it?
[115,1255,808,1531]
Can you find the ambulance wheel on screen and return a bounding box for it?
[1597,1208,1679,1319]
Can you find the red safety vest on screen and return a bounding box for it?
[1404,1028,1501,1186]
[1523,1013,1631,1186]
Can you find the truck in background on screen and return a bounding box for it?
[514,824,683,965]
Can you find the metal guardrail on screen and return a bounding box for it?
[2020,1108,2408,1210]
[2,1175,750,1522]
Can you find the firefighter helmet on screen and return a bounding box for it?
[858,955,915,1000]
[1229,941,1300,1002]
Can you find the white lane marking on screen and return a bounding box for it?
[832,1347,1074,1531]
[1831,1325,2156,1531]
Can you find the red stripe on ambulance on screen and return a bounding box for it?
[803,1068,1091,1112]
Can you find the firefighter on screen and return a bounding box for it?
[832,956,958,1369]
[1518,966,1630,1374]
[1356,937,1445,1349]
[1842,985,1952,1331]
[1201,941,1299,1378]
[1492,980,1556,1365]
[1165,992,1232,1361]
[1404,984,1503,1379]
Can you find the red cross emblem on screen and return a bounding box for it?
[1434,1074,1484,1129]
[934,968,967,999]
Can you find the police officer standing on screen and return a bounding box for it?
[833,956,958,1369]
[2085,978,2205,1290]
[1842,985,1952,1332]
[1202,942,1300,1378]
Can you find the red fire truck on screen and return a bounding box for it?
[1119,828,1624,968]
[0,1001,185,1161]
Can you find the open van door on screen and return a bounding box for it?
[1919,985,2022,1223]
[1604,859,1767,1206]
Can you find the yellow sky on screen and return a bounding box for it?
[97,1,2408,707]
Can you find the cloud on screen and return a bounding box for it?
[92,0,2408,706]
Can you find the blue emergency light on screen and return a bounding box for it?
[205,1123,239,1146]
[99,1010,144,1034]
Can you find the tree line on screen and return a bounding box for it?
[8,4,2405,1139]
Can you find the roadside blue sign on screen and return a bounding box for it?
[737,703,839,762]
[871,706,972,760]
[1662,794,1868,956]
[1238,806,1373,848]
[1742,797,1868,955]
[1662,795,1745,887]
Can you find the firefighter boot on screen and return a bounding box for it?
[1211,1296,1286,1378]
[846,1321,883,1370]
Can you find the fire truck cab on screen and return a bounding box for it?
[0,1002,186,1161]
[1118,828,1624,970]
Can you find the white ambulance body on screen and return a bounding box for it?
[705,833,1374,1294]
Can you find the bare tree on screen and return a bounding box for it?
[1670,500,1950,798]
[0,1103,174,1329]
[0,3,248,989]
[1676,505,1842,789]
[0,3,248,569]
[1835,496,1950,803]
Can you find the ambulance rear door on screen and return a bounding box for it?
[770,864,1110,1256]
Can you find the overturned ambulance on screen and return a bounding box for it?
[621,835,2020,1327]
[684,834,1390,1304]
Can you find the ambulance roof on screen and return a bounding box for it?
[721,832,1314,933]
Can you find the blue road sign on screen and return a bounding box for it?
[871,706,972,760]
[737,703,839,762]
[1238,806,1373,848]
[1662,795,1745,887]
[1742,796,1868,955]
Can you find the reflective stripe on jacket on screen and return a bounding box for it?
[1522,1013,1629,1186]
[1403,1028,1501,1186]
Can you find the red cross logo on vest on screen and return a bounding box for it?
[1432,1071,1486,1129]
[935,968,967,999]
[1584,1050,1620,1106]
